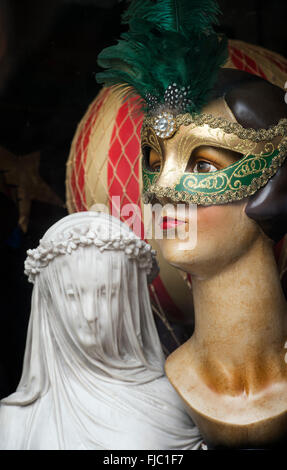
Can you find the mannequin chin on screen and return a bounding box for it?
[157,200,263,280]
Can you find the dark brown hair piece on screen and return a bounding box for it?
[212,68,287,242]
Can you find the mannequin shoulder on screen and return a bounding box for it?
[165,339,194,383]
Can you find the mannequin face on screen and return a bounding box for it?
[149,127,262,280]
[56,250,121,352]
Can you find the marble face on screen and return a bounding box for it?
[54,250,121,352]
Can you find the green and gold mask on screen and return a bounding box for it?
[141,111,287,205]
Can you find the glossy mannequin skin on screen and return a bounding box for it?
[149,100,287,449]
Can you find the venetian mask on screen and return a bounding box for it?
[96,1,287,210]
[141,98,287,206]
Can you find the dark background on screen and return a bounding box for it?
[0,0,287,399]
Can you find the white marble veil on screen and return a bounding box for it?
[0,212,203,450]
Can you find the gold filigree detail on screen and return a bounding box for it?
[142,139,287,205]
[141,126,162,157]
[177,133,196,169]
[142,114,287,143]
[183,172,229,192]
[233,156,267,178]
[142,172,155,190]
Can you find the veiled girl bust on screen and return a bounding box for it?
[0,212,202,450]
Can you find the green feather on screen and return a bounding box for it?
[122,0,221,36]
[96,0,228,115]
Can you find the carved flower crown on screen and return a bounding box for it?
[25,224,156,283]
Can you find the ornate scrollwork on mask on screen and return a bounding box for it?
[142,134,287,205]
[141,126,162,158]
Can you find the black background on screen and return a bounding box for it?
[0,0,287,399]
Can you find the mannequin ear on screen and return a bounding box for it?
[245,158,287,243]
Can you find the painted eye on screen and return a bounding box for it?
[149,148,161,171]
[193,161,217,173]
[143,146,161,172]
[151,161,161,171]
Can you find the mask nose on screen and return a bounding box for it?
[156,150,184,187]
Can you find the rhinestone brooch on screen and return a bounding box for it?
[153,112,176,139]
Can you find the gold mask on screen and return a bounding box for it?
[141,103,287,205]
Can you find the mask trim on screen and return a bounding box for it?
[142,116,287,205]
[142,114,287,142]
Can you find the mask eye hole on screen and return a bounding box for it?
[142,146,161,172]
[193,161,217,173]
[185,145,243,173]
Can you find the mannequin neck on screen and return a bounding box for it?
[190,234,287,394]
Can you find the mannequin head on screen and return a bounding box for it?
[142,69,287,278]
[95,1,287,279]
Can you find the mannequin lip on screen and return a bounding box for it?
[159,216,187,230]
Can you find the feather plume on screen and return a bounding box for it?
[96,0,228,115]
[122,0,221,37]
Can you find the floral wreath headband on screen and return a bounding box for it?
[25,216,157,284]
[141,113,287,205]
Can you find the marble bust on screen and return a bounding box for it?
[0,211,202,450]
